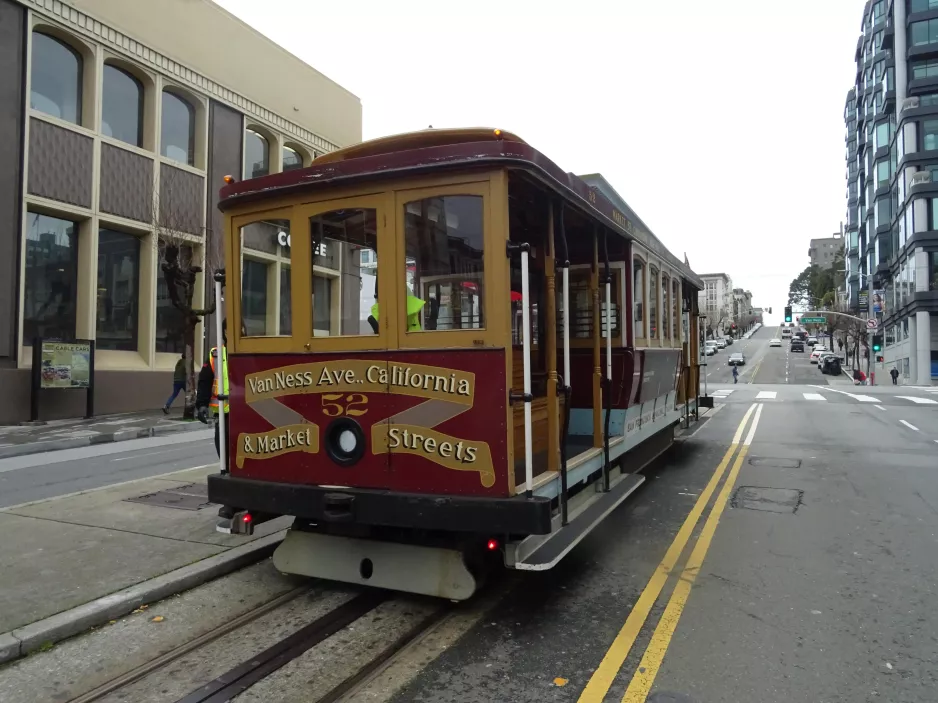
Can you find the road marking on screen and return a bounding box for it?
[875,405,886,411]
[895,396,938,405]
[900,420,920,432]
[756,391,777,400]
[809,386,877,402]
[620,404,764,702]
[803,393,826,401]
[575,404,759,703]
[110,445,195,462]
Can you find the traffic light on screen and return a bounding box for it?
[876,355,884,363]
[784,306,792,323]
[872,334,883,353]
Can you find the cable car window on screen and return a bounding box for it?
[633,259,645,338]
[649,266,659,339]
[404,195,484,332]
[309,208,378,336]
[239,219,291,337]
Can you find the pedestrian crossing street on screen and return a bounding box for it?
[707,386,938,405]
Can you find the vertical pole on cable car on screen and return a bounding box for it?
[601,228,612,493]
[214,270,227,476]
[520,245,534,498]
[507,241,534,499]
[557,203,571,525]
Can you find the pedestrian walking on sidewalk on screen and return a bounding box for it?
[162,353,187,414]
[732,366,739,384]
[890,366,899,385]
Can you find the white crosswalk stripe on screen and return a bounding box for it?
[711,389,735,397]
[803,393,826,401]
[895,396,938,405]
[756,391,778,400]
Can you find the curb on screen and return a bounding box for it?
[0,530,286,664]
[0,421,205,460]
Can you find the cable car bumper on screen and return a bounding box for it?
[207,473,553,535]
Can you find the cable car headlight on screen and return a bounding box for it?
[325,418,366,467]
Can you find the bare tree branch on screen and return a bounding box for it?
[152,167,222,419]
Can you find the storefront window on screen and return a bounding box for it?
[96,229,140,352]
[23,213,79,343]
[155,241,193,353]
[661,275,670,339]
[405,196,484,332]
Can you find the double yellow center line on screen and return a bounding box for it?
[576,403,765,703]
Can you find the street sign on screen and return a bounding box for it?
[801,316,826,324]
[866,318,878,330]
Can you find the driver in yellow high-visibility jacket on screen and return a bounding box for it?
[370,293,425,332]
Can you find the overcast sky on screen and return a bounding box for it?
[216,0,863,325]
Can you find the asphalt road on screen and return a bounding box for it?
[704,325,846,386]
[388,381,938,702]
[0,430,217,508]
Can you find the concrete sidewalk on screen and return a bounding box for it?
[0,465,291,663]
[0,409,206,459]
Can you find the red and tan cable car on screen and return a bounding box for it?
[208,128,703,600]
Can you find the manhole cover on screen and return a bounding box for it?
[732,486,803,513]
[124,483,214,511]
[748,457,802,468]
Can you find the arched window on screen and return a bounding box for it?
[245,128,269,178]
[30,32,82,124]
[282,146,303,171]
[633,259,645,339]
[102,64,143,147]
[661,274,670,339]
[161,91,195,165]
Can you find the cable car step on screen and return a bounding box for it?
[513,473,645,571]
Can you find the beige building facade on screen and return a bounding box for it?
[0,0,362,423]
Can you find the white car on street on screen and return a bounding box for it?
[809,347,827,364]
[769,338,782,347]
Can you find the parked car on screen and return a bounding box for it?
[807,336,818,346]
[809,349,825,364]
[704,342,718,356]
[723,336,734,346]
[790,339,805,352]
[729,352,746,366]
[715,339,727,349]
[820,355,842,375]
[769,338,782,347]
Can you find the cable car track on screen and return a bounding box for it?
[66,586,452,703]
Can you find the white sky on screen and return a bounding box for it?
[216,0,864,325]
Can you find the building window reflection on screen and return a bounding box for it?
[282,146,303,171]
[101,64,144,147]
[23,213,79,342]
[244,128,269,179]
[96,229,141,351]
[30,32,82,124]
[155,241,193,353]
[161,91,195,165]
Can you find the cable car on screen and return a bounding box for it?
[207,128,703,600]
